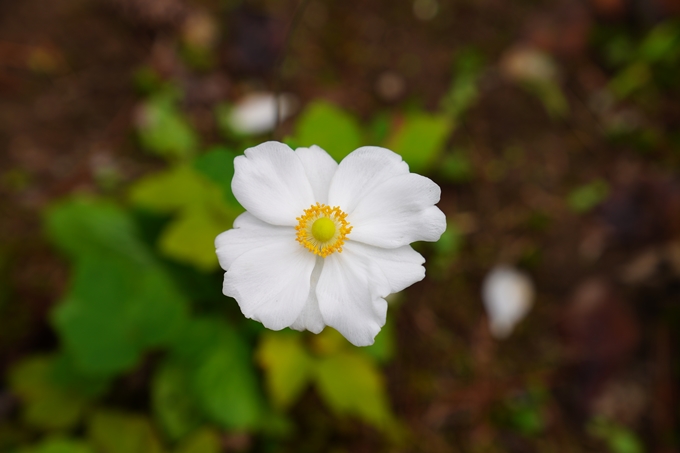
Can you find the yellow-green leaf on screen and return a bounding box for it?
[256,332,314,409]
[173,429,220,453]
[386,112,453,173]
[158,205,232,271]
[314,351,393,429]
[129,165,241,270]
[129,166,218,214]
[17,437,95,453]
[88,411,164,453]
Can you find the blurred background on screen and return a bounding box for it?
[1,0,680,451]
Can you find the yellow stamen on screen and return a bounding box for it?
[296,203,352,257]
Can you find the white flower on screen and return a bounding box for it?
[482,265,534,339]
[215,141,446,346]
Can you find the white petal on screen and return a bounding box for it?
[289,257,325,334]
[295,145,338,204]
[229,92,298,135]
[316,251,389,346]
[232,141,315,226]
[223,239,316,330]
[328,146,409,213]
[482,265,534,339]
[347,173,446,248]
[215,212,294,271]
[343,242,425,293]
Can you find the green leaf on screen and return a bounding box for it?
[129,165,240,270]
[294,101,362,162]
[314,351,393,429]
[589,417,644,453]
[441,48,484,118]
[8,356,89,431]
[173,429,221,453]
[158,204,232,271]
[169,318,264,431]
[386,112,453,173]
[45,197,150,263]
[129,166,219,214]
[639,22,680,64]
[439,149,473,182]
[136,93,198,160]
[52,252,188,375]
[18,437,95,453]
[192,328,263,430]
[567,180,609,213]
[523,80,569,119]
[88,411,165,453]
[46,198,189,376]
[152,362,203,441]
[193,147,239,205]
[434,221,464,257]
[256,332,314,409]
[609,63,651,100]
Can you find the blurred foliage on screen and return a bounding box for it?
[589,417,645,453]
[567,179,609,213]
[5,8,679,452]
[135,91,198,160]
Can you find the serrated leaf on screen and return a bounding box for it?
[256,332,314,409]
[386,112,453,173]
[8,356,89,431]
[88,411,164,453]
[315,351,393,429]
[46,198,189,376]
[294,101,362,162]
[52,253,188,375]
[173,429,220,453]
[136,93,198,160]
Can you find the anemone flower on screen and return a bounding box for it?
[216,141,446,346]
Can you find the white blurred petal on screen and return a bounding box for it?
[482,265,534,339]
[229,92,298,135]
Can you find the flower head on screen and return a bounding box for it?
[215,142,446,346]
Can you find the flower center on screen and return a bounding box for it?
[296,203,352,257]
[311,217,336,242]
